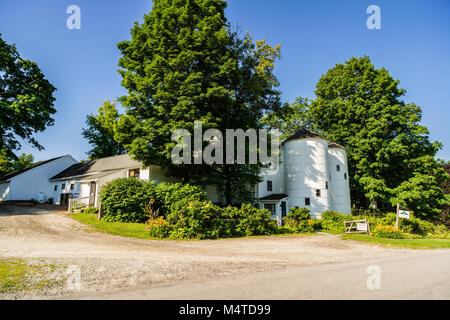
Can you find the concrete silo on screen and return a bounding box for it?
[327,143,351,214]
[282,128,330,218]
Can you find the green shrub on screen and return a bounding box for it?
[380,213,436,236]
[233,204,277,237]
[284,208,313,233]
[81,207,99,214]
[154,183,208,216]
[99,179,207,223]
[373,225,405,239]
[286,207,311,221]
[46,198,54,205]
[320,210,350,233]
[167,201,222,240]
[147,217,172,239]
[219,206,242,238]
[427,224,450,239]
[100,178,155,223]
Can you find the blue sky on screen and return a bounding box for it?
[0,0,449,161]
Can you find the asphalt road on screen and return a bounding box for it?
[85,249,450,300]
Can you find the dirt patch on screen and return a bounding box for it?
[0,205,416,299]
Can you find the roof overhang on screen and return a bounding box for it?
[258,194,289,202]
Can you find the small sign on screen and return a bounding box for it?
[357,223,368,232]
[398,210,410,219]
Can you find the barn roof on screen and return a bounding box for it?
[50,153,140,180]
[0,156,65,183]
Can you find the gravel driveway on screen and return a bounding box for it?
[0,204,420,299]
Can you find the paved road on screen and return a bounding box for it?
[1,205,448,300]
[85,250,450,300]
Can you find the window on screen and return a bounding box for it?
[128,169,140,179]
[325,181,329,189]
[336,165,341,172]
[61,183,65,190]
[267,180,273,192]
[344,173,347,180]
[305,198,311,206]
[54,185,58,191]
[70,184,74,190]
[264,203,276,216]
[316,189,321,197]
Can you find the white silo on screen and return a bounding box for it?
[283,128,330,218]
[327,143,351,214]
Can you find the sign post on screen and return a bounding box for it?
[395,203,400,228]
[396,203,411,228]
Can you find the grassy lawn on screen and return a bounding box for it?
[0,259,62,293]
[342,234,450,249]
[70,212,158,240]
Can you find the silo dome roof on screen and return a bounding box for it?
[281,127,347,149]
[281,127,327,145]
[327,142,346,149]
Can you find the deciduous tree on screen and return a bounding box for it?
[116,0,282,204]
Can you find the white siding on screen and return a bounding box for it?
[0,182,10,201]
[7,155,78,202]
[327,148,351,214]
[283,138,330,218]
[257,153,285,199]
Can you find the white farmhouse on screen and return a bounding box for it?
[0,155,78,203]
[49,154,179,207]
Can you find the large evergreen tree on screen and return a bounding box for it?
[282,56,448,219]
[116,0,282,204]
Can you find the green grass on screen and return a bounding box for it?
[70,212,159,240]
[342,234,450,249]
[0,259,62,293]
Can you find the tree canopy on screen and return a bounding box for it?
[115,0,282,204]
[268,56,448,219]
[0,150,34,178]
[81,101,125,160]
[0,34,56,156]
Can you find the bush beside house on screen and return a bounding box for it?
[96,178,449,240]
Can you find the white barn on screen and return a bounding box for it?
[0,155,78,203]
[0,129,351,219]
[256,128,351,219]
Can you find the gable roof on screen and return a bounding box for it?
[0,156,65,183]
[50,154,141,180]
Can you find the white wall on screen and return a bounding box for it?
[257,153,285,199]
[327,148,351,214]
[0,182,10,201]
[51,178,81,205]
[7,155,78,202]
[283,138,330,218]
